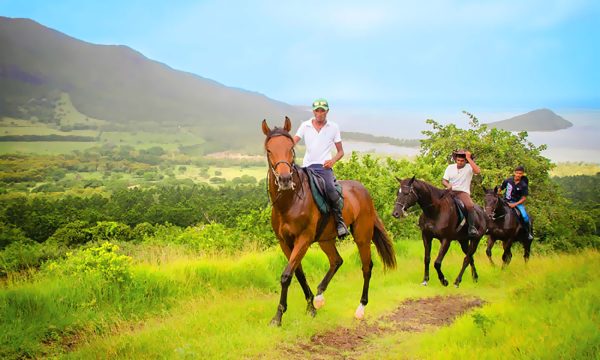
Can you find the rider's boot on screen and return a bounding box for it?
[467,210,478,238]
[331,203,349,239]
[523,219,534,240]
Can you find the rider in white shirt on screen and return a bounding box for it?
[442,150,481,237]
[294,98,349,238]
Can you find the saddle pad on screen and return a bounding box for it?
[305,168,343,215]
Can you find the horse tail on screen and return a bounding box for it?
[372,216,397,270]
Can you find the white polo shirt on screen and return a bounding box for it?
[443,163,474,194]
[295,119,342,167]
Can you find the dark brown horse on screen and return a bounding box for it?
[392,177,486,287]
[262,117,396,327]
[483,187,532,266]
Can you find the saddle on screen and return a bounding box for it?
[305,168,343,215]
[453,197,467,231]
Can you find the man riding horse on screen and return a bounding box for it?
[500,165,534,240]
[442,149,481,238]
[293,98,349,239]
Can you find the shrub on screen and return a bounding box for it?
[47,220,93,247]
[89,222,133,242]
[44,242,132,283]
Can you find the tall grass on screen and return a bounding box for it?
[0,240,597,359]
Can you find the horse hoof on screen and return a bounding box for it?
[454,283,460,288]
[314,294,325,309]
[355,304,366,320]
[441,279,449,287]
[269,318,281,327]
[306,305,317,318]
[421,281,428,286]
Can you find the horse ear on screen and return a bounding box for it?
[395,176,402,183]
[262,119,271,136]
[283,116,292,132]
[408,175,416,185]
[482,185,488,193]
[493,185,499,194]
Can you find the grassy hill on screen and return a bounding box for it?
[487,108,573,132]
[0,16,309,151]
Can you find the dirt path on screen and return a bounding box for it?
[280,295,485,359]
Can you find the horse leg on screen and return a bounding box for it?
[454,240,470,287]
[523,237,532,263]
[294,265,316,317]
[422,232,432,286]
[270,237,311,327]
[433,238,451,287]
[469,238,480,283]
[355,240,373,319]
[314,240,344,310]
[501,238,514,268]
[486,235,496,266]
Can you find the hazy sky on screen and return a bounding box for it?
[1,0,599,111]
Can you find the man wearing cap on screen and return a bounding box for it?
[442,150,481,237]
[293,98,349,239]
[500,165,534,240]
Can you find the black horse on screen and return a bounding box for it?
[392,177,487,287]
[483,187,532,266]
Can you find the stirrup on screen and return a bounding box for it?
[337,223,349,238]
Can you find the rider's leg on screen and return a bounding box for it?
[456,192,478,237]
[516,204,533,240]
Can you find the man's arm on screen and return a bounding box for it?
[324,141,344,168]
[465,151,480,174]
[293,135,301,144]
[442,179,452,190]
[508,195,527,208]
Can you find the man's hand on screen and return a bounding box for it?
[324,160,335,169]
[446,184,453,191]
[465,150,472,160]
[508,203,517,209]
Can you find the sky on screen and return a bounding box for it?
[1,0,599,113]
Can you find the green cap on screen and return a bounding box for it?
[312,98,329,111]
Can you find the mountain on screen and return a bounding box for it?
[0,16,308,151]
[487,109,573,132]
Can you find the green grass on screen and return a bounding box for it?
[1,239,597,359]
[0,141,99,154]
[551,162,600,177]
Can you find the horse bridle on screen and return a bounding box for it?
[266,135,297,192]
[485,195,506,221]
[395,184,419,215]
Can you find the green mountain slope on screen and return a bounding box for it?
[0,16,308,150]
[487,108,573,132]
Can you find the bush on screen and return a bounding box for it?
[0,222,31,250]
[47,220,93,247]
[0,240,58,276]
[89,222,133,242]
[44,242,132,283]
[175,223,245,253]
[132,222,157,241]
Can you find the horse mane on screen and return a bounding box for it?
[264,127,294,149]
[414,178,446,199]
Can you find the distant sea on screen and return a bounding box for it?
[332,107,600,163]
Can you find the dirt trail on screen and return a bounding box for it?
[280,295,484,360]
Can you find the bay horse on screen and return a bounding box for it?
[392,177,486,287]
[262,117,396,327]
[483,187,532,266]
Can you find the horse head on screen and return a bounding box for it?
[483,186,501,220]
[262,117,296,191]
[392,176,418,218]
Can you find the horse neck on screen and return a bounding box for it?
[414,180,444,218]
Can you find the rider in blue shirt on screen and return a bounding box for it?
[500,165,534,240]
